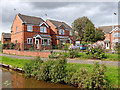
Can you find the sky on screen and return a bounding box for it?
[0,0,119,39]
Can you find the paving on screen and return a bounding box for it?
[0,53,119,66]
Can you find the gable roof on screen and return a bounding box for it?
[18,13,44,25]
[2,33,11,39]
[47,19,72,30]
[98,25,120,33]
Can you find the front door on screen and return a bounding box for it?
[106,42,110,49]
[36,39,39,49]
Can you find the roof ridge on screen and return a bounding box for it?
[18,13,43,20]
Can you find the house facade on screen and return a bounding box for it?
[46,19,75,47]
[11,13,52,50]
[99,25,120,49]
[1,33,11,44]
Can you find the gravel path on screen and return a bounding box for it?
[0,53,118,66]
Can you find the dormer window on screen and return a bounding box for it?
[59,29,64,35]
[40,26,47,33]
[70,30,72,36]
[27,25,33,32]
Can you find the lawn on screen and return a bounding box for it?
[1,56,119,88]
[56,52,119,61]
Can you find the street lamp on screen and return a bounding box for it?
[112,12,117,54]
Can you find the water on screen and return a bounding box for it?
[1,68,75,88]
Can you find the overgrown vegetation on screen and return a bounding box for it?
[23,56,112,89]
[1,56,118,88]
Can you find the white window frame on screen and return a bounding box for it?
[70,31,72,36]
[40,26,47,33]
[59,29,64,35]
[16,26,18,33]
[27,38,33,44]
[41,38,50,45]
[27,25,33,32]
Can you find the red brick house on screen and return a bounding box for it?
[46,19,75,47]
[99,25,120,49]
[11,13,51,50]
[1,33,11,44]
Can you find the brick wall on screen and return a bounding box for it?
[3,49,51,58]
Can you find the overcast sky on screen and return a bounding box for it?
[0,0,118,38]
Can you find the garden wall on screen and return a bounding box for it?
[3,49,51,58]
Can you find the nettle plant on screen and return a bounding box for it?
[86,43,105,59]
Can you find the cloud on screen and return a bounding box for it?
[0,1,118,39]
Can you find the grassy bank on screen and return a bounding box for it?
[56,52,118,61]
[1,56,118,88]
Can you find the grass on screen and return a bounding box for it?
[56,51,119,61]
[1,56,119,88]
[1,56,31,68]
[67,63,119,88]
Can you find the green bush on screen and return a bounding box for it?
[23,56,43,78]
[37,60,55,81]
[69,49,79,58]
[70,68,88,87]
[49,52,59,58]
[48,57,67,83]
[10,42,15,49]
[29,44,34,51]
[82,63,111,89]
[86,47,105,59]
[2,43,8,49]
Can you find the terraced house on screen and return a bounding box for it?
[99,25,120,49]
[11,13,51,50]
[46,19,75,47]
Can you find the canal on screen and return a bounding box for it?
[1,68,75,88]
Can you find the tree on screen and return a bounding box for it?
[95,28,105,42]
[84,22,95,43]
[72,16,92,43]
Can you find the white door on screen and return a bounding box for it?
[106,43,110,49]
[36,39,39,49]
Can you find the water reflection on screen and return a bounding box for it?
[2,68,75,88]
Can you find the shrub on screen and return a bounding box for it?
[37,60,55,81]
[48,57,67,83]
[2,43,8,49]
[23,56,43,78]
[58,42,63,50]
[29,44,34,51]
[10,42,15,49]
[49,52,59,58]
[86,44,105,59]
[64,43,71,51]
[69,49,79,58]
[70,68,88,87]
[82,63,111,89]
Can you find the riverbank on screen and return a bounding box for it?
[0,53,118,66]
[1,56,118,88]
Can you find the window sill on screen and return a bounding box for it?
[27,43,33,45]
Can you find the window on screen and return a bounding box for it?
[40,26,47,33]
[70,31,72,36]
[16,26,18,33]
[114,32,120,37]
[70,39,72,44]
[48,40,50,45]
[6,38,8,41]
[41,39,50,45]
[27,25,33,32]
[59,29,64,35]
[27,38,33,44]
